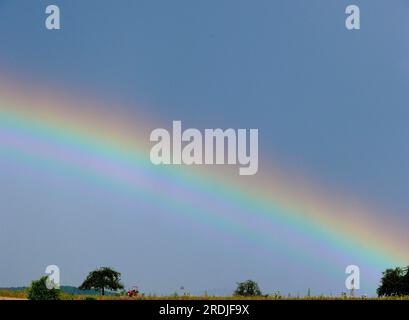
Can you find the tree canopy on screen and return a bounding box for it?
[234,280,262,297]
[79,267,124,295]
[377,267,409,296]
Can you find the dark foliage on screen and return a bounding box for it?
[234,280,262,296]
[27,276,61,300]
[377,267,409,296]
[79,267,124,295]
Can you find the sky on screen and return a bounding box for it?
[0,0,408,296]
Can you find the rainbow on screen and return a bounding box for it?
[0,76,408,279]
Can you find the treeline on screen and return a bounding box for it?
[21,265,409,300]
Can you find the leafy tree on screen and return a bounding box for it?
[79,267,124,295]
[27,276,61,300]
[377,267,409,296]
[234,280,262,297]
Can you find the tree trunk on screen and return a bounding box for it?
[102,287,105,296]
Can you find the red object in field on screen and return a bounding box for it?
[127,287,139,297]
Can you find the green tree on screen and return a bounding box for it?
[27,276,60,300]
[79,267,124,296]
[377,267,409,297]
[234,280,262,297]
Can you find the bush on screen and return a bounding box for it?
[234,280,262,297]
[27,276,61,300]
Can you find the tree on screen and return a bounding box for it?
[234,280,262,297]
[79,267,124,295]
[27,276,60,300]
[377,267,409,297]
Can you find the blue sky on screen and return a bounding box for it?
[0,0,408,295]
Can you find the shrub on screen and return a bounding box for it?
[27,276,60,300]
[234,280,262,297]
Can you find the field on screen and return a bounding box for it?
[1,290,409,300]
[0,290,27,299]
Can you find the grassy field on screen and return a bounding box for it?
[2,290,409,300]
[0,290,27,299]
